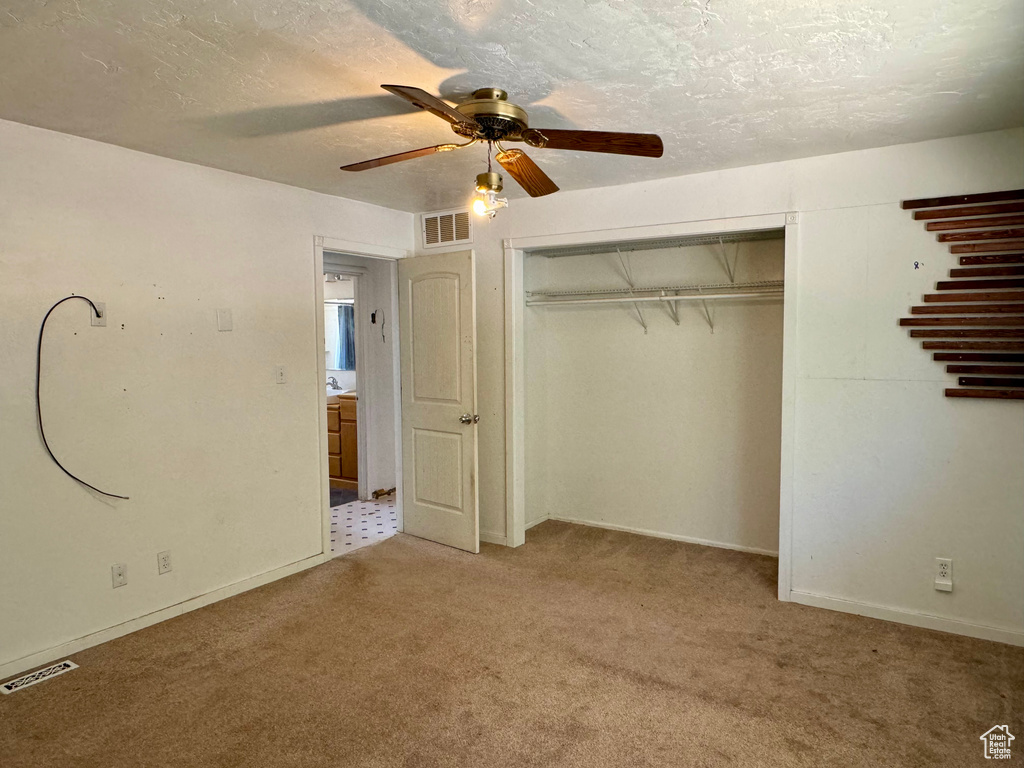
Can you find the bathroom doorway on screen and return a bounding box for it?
[324,273,359,507]
[320,250,402,556]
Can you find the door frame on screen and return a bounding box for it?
[314,235,408,558]
[502,212,799,602]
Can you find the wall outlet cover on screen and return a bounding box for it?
[90,301,106,327]
[217,308,233,332]
[935,557,953,592]
[111,563,127,588]
[157,551,172,575]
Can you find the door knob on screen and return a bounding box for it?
[459,413,481,424]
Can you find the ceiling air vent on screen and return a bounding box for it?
[421,209,472,250]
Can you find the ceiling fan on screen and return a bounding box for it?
[340,85,664,201]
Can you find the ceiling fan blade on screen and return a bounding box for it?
[381,84,477,127]
[341,144,461,172]
[496,149,559,197]
[523,129,663,158]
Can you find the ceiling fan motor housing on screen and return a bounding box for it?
[475,171,503,193]
[453,87,529,141]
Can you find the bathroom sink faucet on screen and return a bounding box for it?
[327,377,340,389]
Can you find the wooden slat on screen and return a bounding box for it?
[935,278,1024,291]
[900,315,1024,326]
[938,228,1024,242]
[951,240,1024,254]
[911,329,1024,338]
[957,377,1024,388]
[947,365,1024,374]
[914,201,1024,220]
[958,253,1024,265]
[923,291,1024,303]
[945,388,1024,400]
[923,341,1024,351]
[911,303,1024,315]
[902,189,1024,209]
[933,353,1024,362]
[925,214,1024,231]
[948,266,1024,278]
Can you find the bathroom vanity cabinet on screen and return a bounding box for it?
[327,393,358,489]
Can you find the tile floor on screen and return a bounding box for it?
[330,493,398,555]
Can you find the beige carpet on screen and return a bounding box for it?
[2,521,1021,767]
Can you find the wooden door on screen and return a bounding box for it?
[398,250,479,553]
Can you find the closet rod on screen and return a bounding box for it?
[526,289,783,307]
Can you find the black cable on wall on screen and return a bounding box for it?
[36,296,129,500]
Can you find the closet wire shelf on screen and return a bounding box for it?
[525,280,784,307]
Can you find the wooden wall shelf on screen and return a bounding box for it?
[914,201,1024,220]
[945,389,1024,400]
[951,240,1024,253]
[948,266,1024,278]
[957,377,1024,388]
[937,228,1024,243]
[900,187,1024,399]
[923,291,1024,302]
[922,341,1024,351]
[902,189,1024,209]
[911,329,1024,338]
[900,316,1024,326]
[933,352,1024,362]
[925,214,1024,231]
[911,303,1024,315]
[947,364,1024,375]
[935,278,1024,291]
[958,253,1024,265]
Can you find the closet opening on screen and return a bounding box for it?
[520,227,786,574]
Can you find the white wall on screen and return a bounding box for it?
[524,241,785,554]
[436,127,1024,641]
[0,118,412,673]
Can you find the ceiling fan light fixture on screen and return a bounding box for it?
[472,171,507,218]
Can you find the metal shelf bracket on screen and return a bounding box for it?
[616,247,648,334]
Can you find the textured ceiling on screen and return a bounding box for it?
[1,0,1022,212]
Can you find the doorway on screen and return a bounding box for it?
[324,273,358,507]
[314,238,484,558]
[317,246,403,557]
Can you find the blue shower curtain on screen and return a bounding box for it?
[337,304,356,370]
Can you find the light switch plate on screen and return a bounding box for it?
[217,308,233,332]
[275,365,286,384]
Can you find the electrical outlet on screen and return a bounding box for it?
[935,557,953,592]
[275,365,286,384]
[157,550,172,575]
[90,301,106,327]
[111,563,127,588]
